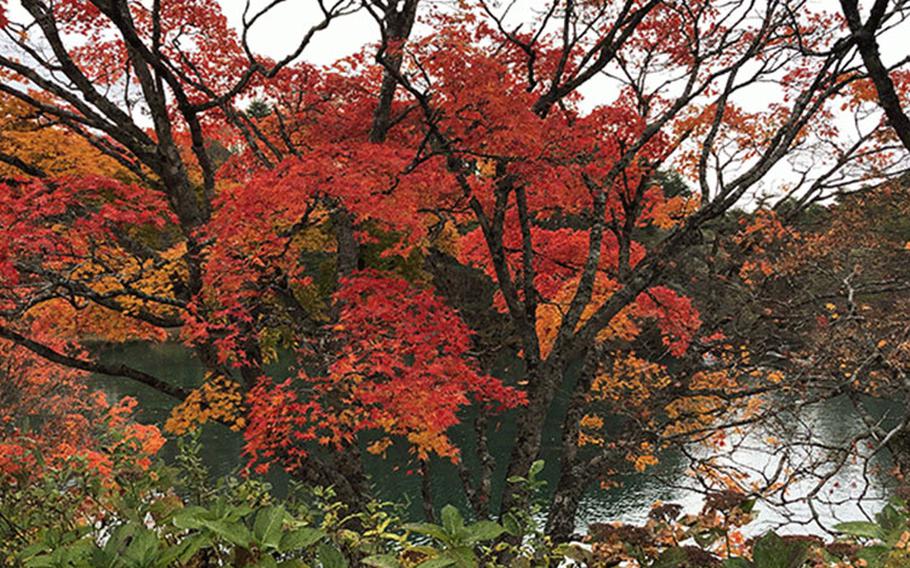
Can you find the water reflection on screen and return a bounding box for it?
[92,342,901,532]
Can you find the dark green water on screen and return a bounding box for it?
[92,342,901,533]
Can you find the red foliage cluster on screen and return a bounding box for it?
[0,343,164,482]
[244,271,525,473]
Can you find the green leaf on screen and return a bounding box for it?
[739,498,758,514]
[724,559,753,568]
[528,460,544,478]
[652,547,688,568]
[199,519,252,548]
[856,544,890,565]
[104,523,137,555]
[148,495,184,522]
[447,546,476,568]
[693,528,722,548]
[123,528,160,565]
[172,506,209,530]
[317,543,348,568]
[280,527,326,552]
[501,512,523,537]
[404,522,449,542]
[155,534,211,567]
[253,505,288,549]
[440,505,464,538]
[834,521,884,540]
[876,504,904,533]
[415,556,456,568]
[252,556,279,568]
[751,532,809,568]
[362,554,400,568]
[464,520,505,544]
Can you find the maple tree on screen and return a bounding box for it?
[703,179,910,517]
[0,0,907,542]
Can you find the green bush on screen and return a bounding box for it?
[4,433,910,567]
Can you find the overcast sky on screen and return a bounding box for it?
[4,0,909,202]
[223,0,908,67]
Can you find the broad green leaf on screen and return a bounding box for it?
[440,505,464,538]
[740,498,758,514]
[148,495,184,522]
[280,527,326,552]
[447,546,476,568]
[876,504,904,533]
[751,532,809,568]
[652,546,688,568]
[856,543,890,566]
[123,528,160,564]
[501,512,522,537]
[834,521,884,540]
[253,505,288,549]
[464,520,505,544]
[253,556,279,568]
[171,506,209,530]
[693,528,722,548]
[317,543,348,568]
[403,522,450,542]
[199,518,252,548]
[362,554,400,568]
[415,556,456,568]
[155,534,211,567]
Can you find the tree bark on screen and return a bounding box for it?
[499,357,566,516]
[545,351,599,540]
[840,0,910,153]
[369,0,419,142]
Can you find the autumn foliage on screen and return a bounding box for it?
[0,0,908,543]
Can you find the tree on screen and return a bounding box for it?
[708,177,910,522]
[0,0,907,540]
[838,0,910,152]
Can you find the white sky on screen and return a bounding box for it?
[217,0,909,204]
[5,0,909,203]
[222,0,378,65]
[225,0,908,71]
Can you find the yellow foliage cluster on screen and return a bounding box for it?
[26,243,188,343]
[648,194,700,230]
[407,430,459,462]
[366,437,394,457]
[164,375,245,435]
[581,353,671,470]
[431,220,461,258]
[590,352,671,408]
[663,395,726,439]
[0,94,127,179]
[629,442,660,473]
[26,300,166,343]
[578,414,605,447]
[475,158,497,178]
[536,275,640,359]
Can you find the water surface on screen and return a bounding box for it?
[93,342,900,534]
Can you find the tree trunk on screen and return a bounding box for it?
[545,352,598,540]
[499,357,565,516]
[546,465,588,542]
[369,0,419,143]
[420,459,436,522]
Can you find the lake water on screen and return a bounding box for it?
[92,342,901,535]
